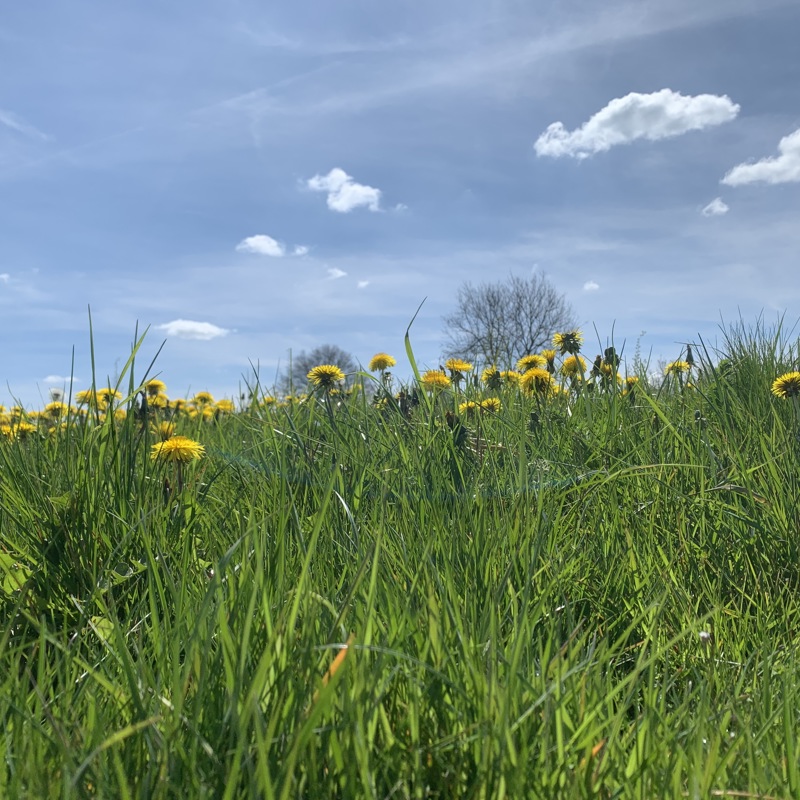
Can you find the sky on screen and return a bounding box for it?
[2,0,800,407]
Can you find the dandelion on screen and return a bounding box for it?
[560,355,587,378]
[97,388,123,406]
[145,379,167,397]
[307,364,346,390]
[500,370,520,386]
[520,367,553,395]
[553,330,584,355]
[481,366,503,389]
[625,376,639,388]
[150,435,205,463]
[369,353,396,372]
[192,391,215,406]
[517,354,547,373]
[150,393,169,410]
[44,401,70,420]
[444,358,473,373]
[458,400,479,416]
[421,369,451,390]
[772,371,800,399]
[215,399,236,414]
[480,397,502,412]
[540,349,557,372]
[664,361,691,376]
[152,421,176,440]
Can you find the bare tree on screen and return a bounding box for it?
[443,273,576,367]
[281,344,357,393]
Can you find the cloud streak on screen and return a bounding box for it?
[722,128,800,186]
[701,197,729,216]
[535,89,739,159]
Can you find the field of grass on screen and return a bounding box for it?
[2,321,800,798]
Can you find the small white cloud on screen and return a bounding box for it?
[235,234,285,257]
[394,203,409,212]
[327,267,347,280]
[357,280,370,289]
[0,273,9,284]
[307,167,382,212]
[701,197,729,216]
[156,319,231,340]
[43,375,78,384]
[292,245,309,256]
[722,128,800,186]
[535,89,739,159]
[583,280,600,291]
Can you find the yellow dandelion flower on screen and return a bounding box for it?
[481,397,502,412]
[625,376,640,388]
[553,330,584,355]
[500,370,520,385]
[97,388,122,405]
[150,393,169,409]
[307,364,346,389]
[145,379,167,397]
[481,366,502,388]
[560,355,587,378]
[772,371,800,399]
[150,435,205,463]
[215,399,236,414]
[421,369,451,390]
[369,353,396,372]
[44,401,70,419]
[74,390,95,406]
[664,360,691,375]
[517,354,546,372]
[444,358,473,373]
[458,400,479,415]
[152,421,176,440]
[520,367,553,394]
[540,349,557,370]
[192,391,215,406]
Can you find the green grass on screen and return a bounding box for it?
[2,320,800,798]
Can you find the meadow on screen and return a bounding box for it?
[2,320,800,798]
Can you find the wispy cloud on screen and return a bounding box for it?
[535,89,739,159]
[293,245,309,256]
[357,280,370,289]
[156,319,231,340]
[327,267,347,279]
[722,128,800,186]
[701,197,729,216]
[236,234,286,256]
[307,168,381,212]
[583,280,600,291]
[0,109,50,141]
[43,375,78,384]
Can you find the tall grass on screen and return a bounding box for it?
[1,320,800,798]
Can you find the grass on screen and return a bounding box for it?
[1,320,800,798]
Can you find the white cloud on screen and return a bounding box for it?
[43,375,78,384]
[357,280,370,289]
[701,197,729,216]
[292,245,309,256]
[327,267,347,280]
[307,168,382,212]
[0,273,9,284]
[235,234,286,257]
[722,128,800,186]
[394,203,409,212]
[583,280,600,291]
[156,319,231,340]
[534,89,740,159]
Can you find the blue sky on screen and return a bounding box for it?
[2,0,800,407]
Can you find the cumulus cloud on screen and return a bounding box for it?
[292,245,309,256]
[722,128,800,186]
[583,280,600,291]
[701,197,729,216]
[307,168,382,212]
[156,319,231,340]
[235,234,286,257]
[327,267,347,279]
[357,280,370,289]
[534,89,740,159]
